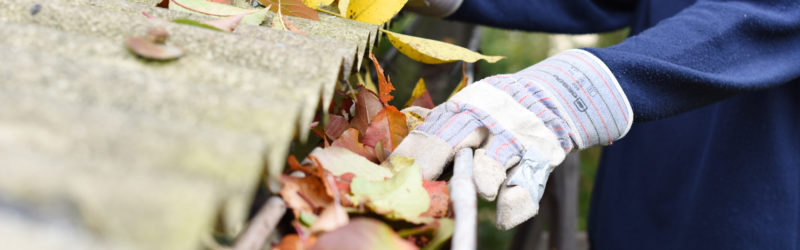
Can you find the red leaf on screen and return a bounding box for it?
[420,180,450,218]
[258,0,320,21]
[324,115,349,141]
[349,87,384,135]
[311,219,418,250]
[411,91,434,109]
[209,0,232,4]
[368,53,395,105]
[362,106,409,153]
[334,173,355,207]
[331,128,378,162]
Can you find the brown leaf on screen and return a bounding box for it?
[362,106,409,153]
[331,128,378,162]
[324,115,349,141]
[280,175,334,215]
[349,87,384,135]
[420,180,449,218]
[125,36,183,61]
[155,0,169,8]
[259,0,320,21]
[368,53,395,105]
[311,218,418,250]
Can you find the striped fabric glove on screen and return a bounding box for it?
[391,49,633,229]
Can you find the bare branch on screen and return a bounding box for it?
[233,196,287,250]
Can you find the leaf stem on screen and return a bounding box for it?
[316,8,344,18]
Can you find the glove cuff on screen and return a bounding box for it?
[515,49,634,149]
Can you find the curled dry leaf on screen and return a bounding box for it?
[280,175,334,215]
[345,0,408,25]
[125,36,184,61]
[331,128,378,162]
[384,30,505,64]
[146,27,169,43]
[311,218,418,250]
[368,53,395,105]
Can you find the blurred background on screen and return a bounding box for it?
[375,13,629,249]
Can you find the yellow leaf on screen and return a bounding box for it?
[403,78,427,108]
[346,0,407,25]
[384,30,505,64]
[301,0,334,8]
[337,0,350,15]
[362,66,378,93]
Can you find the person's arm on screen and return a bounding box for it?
[447,0,636,33]
[585,0,800,121]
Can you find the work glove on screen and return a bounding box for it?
[391,49,633,229]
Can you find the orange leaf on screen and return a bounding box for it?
[331,128,378,162]
[362,106,409,153]
[209,0,232,4]
[280,175,334,216]
[349,87,384,135]
[420,180,450,218]
[259,0,320,21]
[368,53,395,105]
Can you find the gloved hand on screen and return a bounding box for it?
[391,49,633,229]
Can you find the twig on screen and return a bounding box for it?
[233,196,287,250]
[316,8,345,18]
[450,148,477,250]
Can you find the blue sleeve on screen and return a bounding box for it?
[448,0,636,33]
[585,0,800,121]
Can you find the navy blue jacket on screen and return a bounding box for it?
[448,0,800,249]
